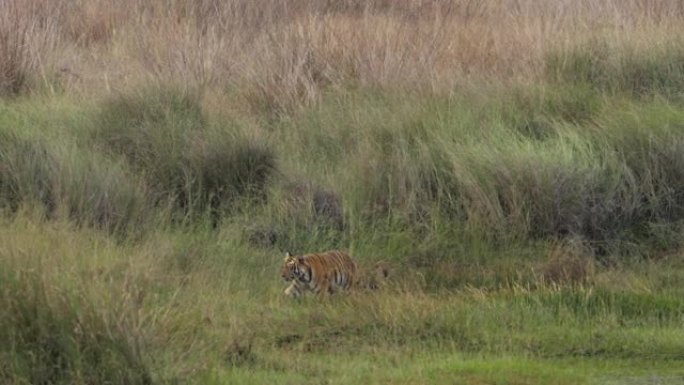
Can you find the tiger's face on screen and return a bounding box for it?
[281,252,303,282]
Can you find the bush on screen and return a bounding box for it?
[0,130,149,233]
[55,147,150,234]
[94,87,277,218]
[188,131,276,212]
[0,269,151,384]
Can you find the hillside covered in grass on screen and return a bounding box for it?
[2,1,684,384]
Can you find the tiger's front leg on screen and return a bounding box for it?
[284,282,301,298]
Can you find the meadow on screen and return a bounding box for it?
[2,0,684,383]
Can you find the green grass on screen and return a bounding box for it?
[4,79,684,252]
[0,216,152,384]
[207,354,684,385]
[1,214,684,384]
[3,40,684,383]
[546,39,684,101]
[93,87,276,220]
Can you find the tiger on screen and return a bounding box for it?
[281,250,357,298]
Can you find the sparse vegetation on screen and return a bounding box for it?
[2,1,684,384]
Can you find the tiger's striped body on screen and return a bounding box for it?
[281,250,357,298]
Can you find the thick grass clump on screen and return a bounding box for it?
[546,40,684,100]
[0,128,149,233]
[0,271,152,384]
[94,87,277,218]
[0,0,62,97]
[0,15,28,96]
[0,1,34,96]
[0,130,55,213]
[55,146,151,234]
[505,84,602,140]
[0,219,152,384]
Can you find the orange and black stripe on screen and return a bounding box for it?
[281,250,357,298]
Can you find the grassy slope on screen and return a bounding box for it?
[3,1,684,384]
[3,86,684,385]
[3,86,684,384]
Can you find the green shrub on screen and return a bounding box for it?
[187,131,276,212]
[94,87,277,218]
[0,131,55,213]
[0,129,149,233]
[55,146,150,234]
[0,269,151,384]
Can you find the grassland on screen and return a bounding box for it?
[2,1,684,384]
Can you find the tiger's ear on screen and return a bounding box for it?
[297,256,305,263]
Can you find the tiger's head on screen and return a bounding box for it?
[281,252,304,282]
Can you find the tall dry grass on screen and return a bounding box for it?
[0,0,63,95]
[2,0,683,105]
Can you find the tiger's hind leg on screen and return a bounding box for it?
[317,277,332,298]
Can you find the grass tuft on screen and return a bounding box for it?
[94,87,277,218]
[0,220,152,384]
[546,40,684,100]
[0,131,55,214]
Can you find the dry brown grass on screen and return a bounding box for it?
[0,0,63,95]
[539,239,597,285]
[2,0,684,104]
